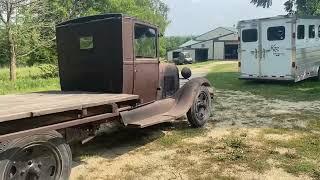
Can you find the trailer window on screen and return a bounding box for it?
[267,26,285,41]
[80,36,94,50]
[134,25,157,58]
[309,25,315,38]
[242,29,258,42]
[297,25,305,39]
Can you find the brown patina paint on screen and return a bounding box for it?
[122,16,160,103]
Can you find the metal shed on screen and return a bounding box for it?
[167,27,239,62]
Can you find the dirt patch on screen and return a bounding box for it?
[214,90,320,129]
[179,61,235,74]
[231,168,312,180]
[264,134,296,141]
[71,149,178,180]
[70,88,319,180]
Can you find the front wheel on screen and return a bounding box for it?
[0,131,72,180]
[187,86,212,128]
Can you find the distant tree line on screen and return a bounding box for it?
[160,36,193,57]
[0,0,170,81]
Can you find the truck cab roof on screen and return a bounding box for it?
[57,13,158,29]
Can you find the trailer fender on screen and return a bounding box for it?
[120,77,214,128]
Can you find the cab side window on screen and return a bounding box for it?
[309,25,315,39]
[297,25,305,39]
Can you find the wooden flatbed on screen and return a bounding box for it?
[0,91,139,122]
[0,91,139,141]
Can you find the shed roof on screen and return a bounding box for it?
[179,40,200,48]
[195,27,237,41]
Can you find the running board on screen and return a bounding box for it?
[120,98,177,128]
[126,115,175,128]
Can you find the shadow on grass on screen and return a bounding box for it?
[207,71,320,101]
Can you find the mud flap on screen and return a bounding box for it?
[120,77,213,128]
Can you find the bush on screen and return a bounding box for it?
[38,64,59,78]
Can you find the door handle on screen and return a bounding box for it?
[255,49,258,59]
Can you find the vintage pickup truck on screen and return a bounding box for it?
[0,14,213,180]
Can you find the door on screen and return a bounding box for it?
[195,49,208,61]
[260,20,292,77]
[225,44,239,59]
[240,23,260,76]
[133,24,159,103]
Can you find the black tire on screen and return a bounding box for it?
[187,86,212,128]
[0,131,72,180]
[317,68,320,81]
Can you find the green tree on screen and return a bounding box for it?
[0,0,56,80]
[0,0,170,79]
[0,0,30,81]
[160,36,192,58]
[251,0,320,15]
[251,0,272,8]
[0,29,8,67]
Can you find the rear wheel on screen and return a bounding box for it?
[187,86,212,128]
[0,131,72,180]
[317,68,320,81]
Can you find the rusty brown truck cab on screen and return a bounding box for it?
[0,14,213,180]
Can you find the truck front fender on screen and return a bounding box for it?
[120,77,214,128]
[167,77,213,118]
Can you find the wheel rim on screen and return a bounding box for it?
[194,91,210,121]
[5,143,62,180]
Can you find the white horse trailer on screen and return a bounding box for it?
[238,15,320,82]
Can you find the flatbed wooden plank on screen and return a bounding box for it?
[0,91,139,122]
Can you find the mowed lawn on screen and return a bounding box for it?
[203,61,320,101]
[70,61,320,180]
[0,66,59,95]
[1,62,320,179]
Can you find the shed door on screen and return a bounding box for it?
[260,20,292,77]
[133,24,159,103]
[240,24,260,76]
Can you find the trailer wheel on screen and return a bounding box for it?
[0,131,72,180]
[187,86,212,128]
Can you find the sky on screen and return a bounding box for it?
[163,0,287,36]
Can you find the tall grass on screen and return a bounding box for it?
[0,66,60,95]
